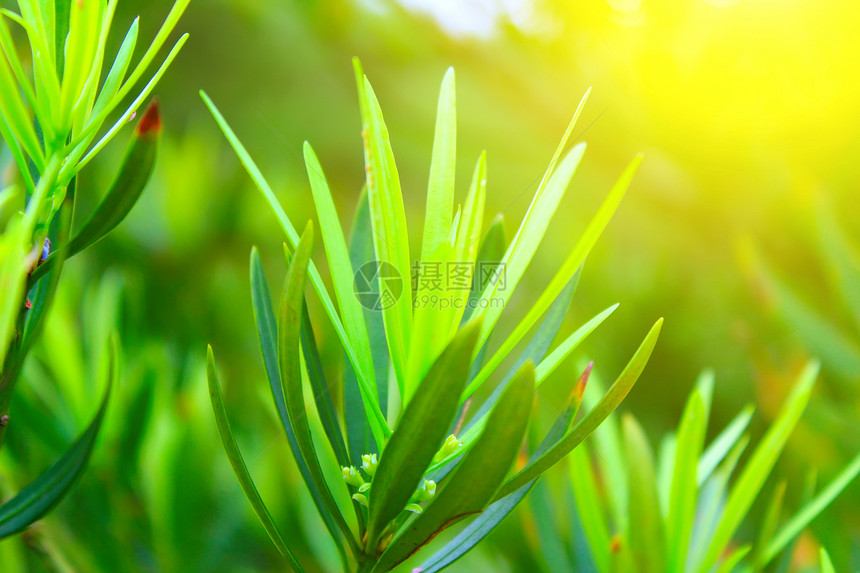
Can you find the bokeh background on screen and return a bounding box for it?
[3,0,860,570]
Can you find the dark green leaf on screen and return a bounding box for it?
[376,362,534,571]
[0,336,113,538]
[250,246,347,548]
[366,318,483,549]
[494,318,663,500]
[206,346,306,571]
[278,222,358,558]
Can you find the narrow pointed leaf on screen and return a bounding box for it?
[666,388,707,573]
[464,155,643,400]
[623,414,665,573]
[697,360,820,573]
[249,247,347,554]
[0,337,113,538]
[31,101,160,286]
[376,362,534,571]
[366,318,483,548]
[206,347,306,571]
[494,318,662,500]
[421,67,456,262]
[698,405,755,486]
[278,222,358,558]
[417,380,582,573]
[764,450,860,564]
[354,59,412,395]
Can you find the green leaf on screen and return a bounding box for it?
[464,154,643,401]
[698,405,755,486]
[304,142,382,437]
[421,67,456,263]
[344,189,389,466]
[534,303,619,385]
[623,414,665,573]
[751,480,786,572]
[249,247,348,554]
[205,346,306,572]
[462,215,505,323]
[278,222,358,559]
[417,380,582,573]
[299,303,350,468]
[463,272,581,438]
[820,548,836,573]
[376,362,534,571]
[0,31,43,169]
[569,446,611,573]
[406,151,487,399]
[89,17,139,120]
[201,91,389,441]
[0,335,112,538]
[30,101,160,286]
[697,359,820,573]
[715,545,751,573]
[366,318,483,550]
[474,142,586,345]
[764,450,860,564]
[354,59,413,397]
[494,318,662,500]
[666,388,707,573]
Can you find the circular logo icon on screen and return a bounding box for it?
[353,261,403,310]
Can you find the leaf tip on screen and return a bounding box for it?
[135,100,161,136]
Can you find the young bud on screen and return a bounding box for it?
[414,479,436,502]
[341,466,366,487]
[361,453,378,477]
[436,434,463,461]
[352,493,369,507]
[405,503,423,514]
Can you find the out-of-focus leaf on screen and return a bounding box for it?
[0,336,113,538]
[494,318,662,499]
[764,450,860,564]
[697,360,819,573]
[715,545,750,573]
[751,480,786,572]
[376,362,534,571]
[277,222,357,559]
[698,405,755,486]
[569,446,610,573]
[820,548,836,573]
[366,318,482,549]
[623,414,665,573]
[667,388,707,573]
[205,346,305,571]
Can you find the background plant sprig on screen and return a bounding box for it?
[0,0,189,540]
